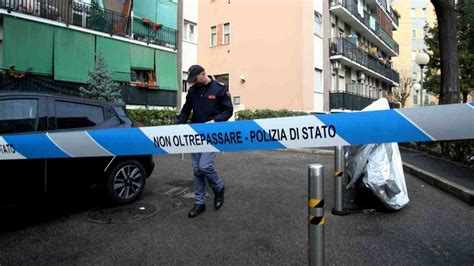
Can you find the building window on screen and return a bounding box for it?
[412,29,417,39]
[182,72,188,93]
[314,68,323,93]
[131,69,156,88]
[413,94,418,105]
[338,76,345,91]
[184,20,196,42]
[422,8,427,17]
[314,11,322,36]
[412,71,417,80]
[223,23,231,45]
[411,8,416,17]
[214,73,229,86]
[210,26,217,47]
[331,74,337,91]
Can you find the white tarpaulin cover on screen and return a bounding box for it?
[346,98,409,210]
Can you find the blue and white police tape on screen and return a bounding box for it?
[0,102,473,161]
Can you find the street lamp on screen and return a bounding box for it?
[413,83,421,106]
[415,51,430,106]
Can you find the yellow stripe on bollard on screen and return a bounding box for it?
[308,215,325,225]
[308,198,324,208]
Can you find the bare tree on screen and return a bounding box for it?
[431,0,460,104]
[392,70,413,108]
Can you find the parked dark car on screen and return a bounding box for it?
[0,92,154,205]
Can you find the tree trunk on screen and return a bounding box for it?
[431,0,460,104]
[462,91,468,103]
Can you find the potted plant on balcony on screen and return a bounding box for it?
[153,23,163,31]
[87,2,108,32]
[393,9,401,19]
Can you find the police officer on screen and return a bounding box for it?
[178,65,233,218]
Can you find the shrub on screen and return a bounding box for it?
[236,109,309,120]
[127,108,179,126]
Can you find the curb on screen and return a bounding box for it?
[283,148,335,155]
[403,162,474,205]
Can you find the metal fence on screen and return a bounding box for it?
[121,85,176,107]
[0,73,176,107]
[1,0,131,37]
[0,0,177,48]
[0,72,82,96]
[329,91,376,111]
[329,90,399,111]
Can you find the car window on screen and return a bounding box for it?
[55,101,105,130]
[0,99,38,134]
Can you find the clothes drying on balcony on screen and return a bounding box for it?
[357,0,364,18]
[369,16,376,31]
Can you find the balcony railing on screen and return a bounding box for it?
[329,0,399,54]
[330,87,399,111]
[330,37,400,84]
[0,0,177,49]
[330,90,376,111]
[0,73,176,107]
[132,18,177,49]
[376,0,399,26]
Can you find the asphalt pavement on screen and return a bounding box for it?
[0,150,473,265]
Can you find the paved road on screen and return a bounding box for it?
[0,151,473,265]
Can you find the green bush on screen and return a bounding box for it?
[236,109,309,120]
[127,108,179,126]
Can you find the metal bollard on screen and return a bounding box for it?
[332,146,348,215]
[308,164,324,266]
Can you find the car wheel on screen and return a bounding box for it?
[105,160,146,205]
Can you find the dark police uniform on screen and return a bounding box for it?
[177,77,233,124]
[177,76,233,217]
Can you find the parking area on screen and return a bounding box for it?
[0,150,473,264]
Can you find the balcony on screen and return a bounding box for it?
[0,73,176,107]
[132,18,177,50]
[330,90,377,111]
[329,0,399,56]
[368,0,399,28]
[330,86,399,111]
[329,37,400,85]
[0,0,177,49]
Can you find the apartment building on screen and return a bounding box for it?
[0,0,179,107]
[392,0,437,107]
[327,0,400,111]
[197,0,400,113]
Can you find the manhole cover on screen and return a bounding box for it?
[86,202,158,224]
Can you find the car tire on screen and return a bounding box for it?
[105,160,146,205]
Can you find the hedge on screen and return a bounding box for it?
[128,108,309,126]
[236,109,309,120]
[127,108,179,126]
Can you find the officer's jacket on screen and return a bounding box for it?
[177,78,233,124]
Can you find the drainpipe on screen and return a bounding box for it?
[176,0,183,111]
